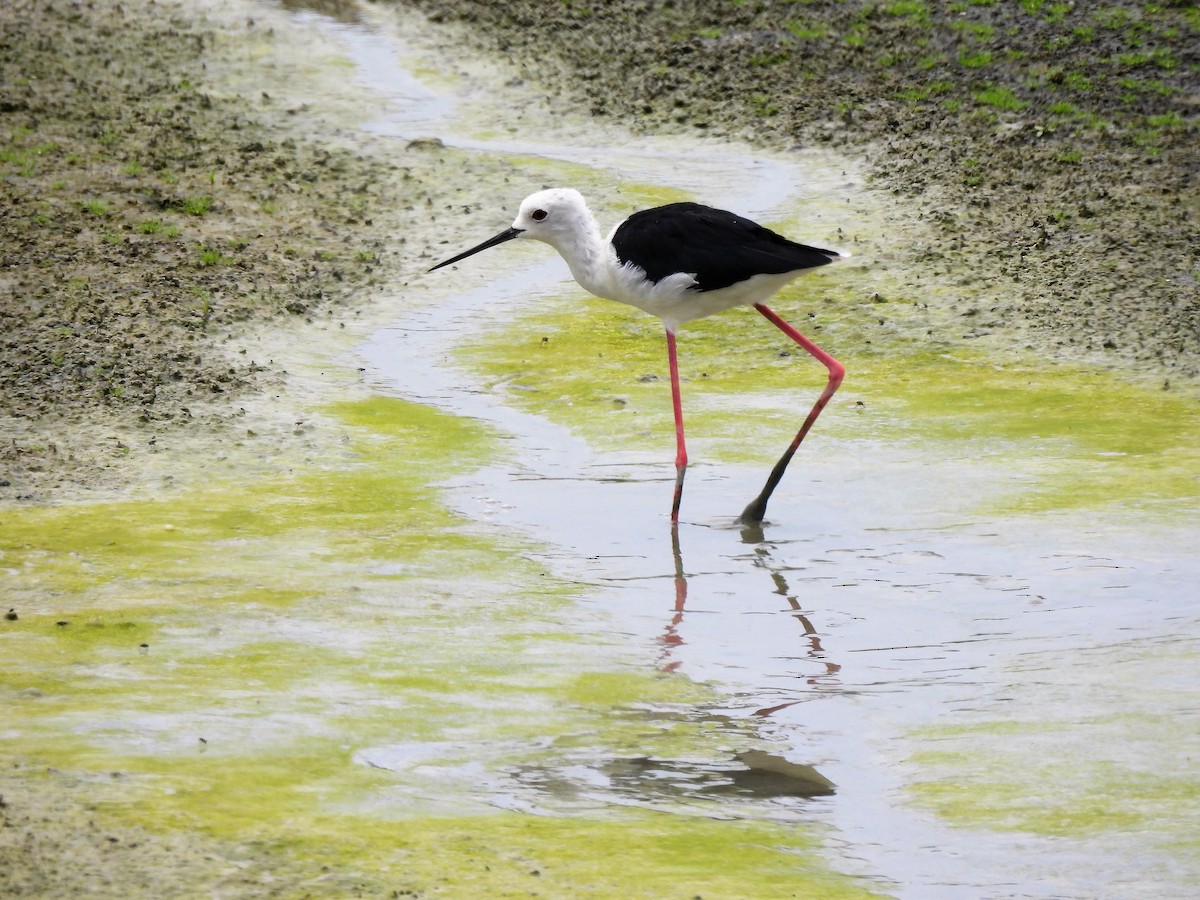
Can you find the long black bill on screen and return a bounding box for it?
[428,226,524,272]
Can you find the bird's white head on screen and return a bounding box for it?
[428,187,600,274]
[510,188,597,252]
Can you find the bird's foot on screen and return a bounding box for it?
[738,496,768,529]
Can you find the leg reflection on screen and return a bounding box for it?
[656,528,688,672]
[637,529,840,801]
[657,530,842,705]
[751,546,842,717]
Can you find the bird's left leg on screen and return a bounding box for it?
[666,328,688,524]
[739,303,844,525]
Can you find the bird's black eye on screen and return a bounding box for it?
[531,209,548,221]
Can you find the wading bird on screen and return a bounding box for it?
[430,188,844,526]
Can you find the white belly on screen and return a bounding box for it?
[599,263,804,331]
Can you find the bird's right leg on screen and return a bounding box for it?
[739,303,845,525]
[666,328,687,524]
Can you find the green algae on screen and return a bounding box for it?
[909,765,1200,836]
[904,640,1200,849]
[460,288,1200,515]
[1,393,874,896]
[0,398,501,599]
[908,729,1200,838]
[327,812,874,899]
[852,350,1200,514]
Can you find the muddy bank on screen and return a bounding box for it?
[0,0,470,501]
[405,0,1199,383]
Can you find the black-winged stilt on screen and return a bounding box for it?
[430,188,844,526]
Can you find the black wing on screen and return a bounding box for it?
[610,202,838,292]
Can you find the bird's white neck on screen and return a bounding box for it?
[536,210,618,302]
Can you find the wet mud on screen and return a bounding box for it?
[0,0,489,500]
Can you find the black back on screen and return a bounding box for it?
[610,202,838,292]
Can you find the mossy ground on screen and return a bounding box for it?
[408,0,1200,382]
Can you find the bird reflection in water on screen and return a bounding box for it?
[499,526,842,812]
[657,528,690,674]
[658,527,842,719]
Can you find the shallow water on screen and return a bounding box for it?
[4,2,1197,897]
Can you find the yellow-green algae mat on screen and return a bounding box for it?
[0,397,877,897]
[461,282,1200,516]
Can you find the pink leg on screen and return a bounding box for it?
[740,303,845,525]
[666,328,687,524]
